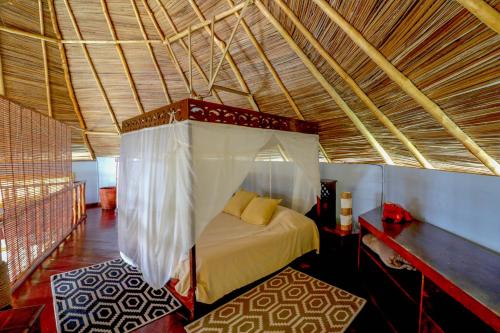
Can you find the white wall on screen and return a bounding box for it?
[72,161,99,204]
[97,157,118,188]
[72,157,118,204]
[320,163,383,228]
[321,163,500,253]
[383,166,500,253]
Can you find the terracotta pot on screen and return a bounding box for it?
[99,186,116,210]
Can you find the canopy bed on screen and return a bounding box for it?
[117,99,321,319]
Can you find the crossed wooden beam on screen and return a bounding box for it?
[0,0,498,174]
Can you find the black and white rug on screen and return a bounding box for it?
[51,258,181,333]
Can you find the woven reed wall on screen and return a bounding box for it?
[0,96,73,285]
[0,0,498,174]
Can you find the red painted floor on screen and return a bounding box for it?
[12,208,186,332]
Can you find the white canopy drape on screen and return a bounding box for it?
[118,120,320,288]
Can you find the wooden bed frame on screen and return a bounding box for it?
[122,99,318,320]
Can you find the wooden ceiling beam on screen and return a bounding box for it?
[226,0,331,163]
[0,25,58,43]
[167,2,246,44]
[38,0,52,118]
[456,0,500,34]
[208,1,249,92]
[140,0,192,95]
[188,0,260,111]
[154,0,223,103]
[313,0,500,175]
[211,84,251,96]
[47,0,95,160]
[62,0,121,134]
[256,0,394,165]
[130,0,171,104]
[275,0,431,168]
[0,36,4,95]
[100,0,144,114]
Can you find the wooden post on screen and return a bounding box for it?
[188,26,193,96]
[226,0,331,162]
[39,0,52,118]
[188,0,260,111]
[100,0,144,114]
[48,0,95,160]
[312,0,500,175]
[274,0,431,168]
[62,0,122,134]
[129,0,171,104]
[256,0,394,165]
[456,0,500,34]
[154,0,223,103]
[208,1,249,92]
[209,18,214,94]
[140,0,193,95]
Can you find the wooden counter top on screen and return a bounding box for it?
[359,207,500,330]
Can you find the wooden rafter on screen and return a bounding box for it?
[226,0,331,163]
[0,25,58,43]
[256,0,394,165]
[140,0,192,95]
[100,0,144,114]
[0,35,4,95]
[188,0,260,111]
[208,1,249,92]
[38,0,52,118]
[275,0,431,168]
[62,0,121,134]
[456,0,500,34]
[168,2,247,44]
[313,0,500,175]
[47,0,95,160]
[130,0,171,104]
[212,84,251,96]
[154,0,223,103]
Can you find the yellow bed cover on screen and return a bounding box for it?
[173,206,320,304]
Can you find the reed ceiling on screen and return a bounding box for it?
[0,0,498,175]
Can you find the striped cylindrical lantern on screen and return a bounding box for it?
[340,192,352,231]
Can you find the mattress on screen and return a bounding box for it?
[172,206,320,304]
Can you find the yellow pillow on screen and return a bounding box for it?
[223,190,258,217]
[241,197,282,226]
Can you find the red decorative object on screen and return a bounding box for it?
[99,187,116,210]
[122,99,319,134]
[382,202,412,223]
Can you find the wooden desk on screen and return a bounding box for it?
[358,207,500,332]
[0,305,44,332]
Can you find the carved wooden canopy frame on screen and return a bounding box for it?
[122,99,318,135]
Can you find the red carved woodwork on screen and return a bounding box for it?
[122,99,318,134]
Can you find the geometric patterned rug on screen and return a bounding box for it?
[185,267,366,333]
[51,258,181,333]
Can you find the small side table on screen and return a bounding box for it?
[0,305,44,333]
[319,225,359,272]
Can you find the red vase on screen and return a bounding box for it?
[99,186,116,210]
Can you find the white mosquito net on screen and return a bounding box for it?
[117,120,320,288]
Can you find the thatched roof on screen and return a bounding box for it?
[0,0,499,175]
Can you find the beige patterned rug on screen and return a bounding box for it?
[185,267,366,333]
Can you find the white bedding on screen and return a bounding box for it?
[172,206,320,304]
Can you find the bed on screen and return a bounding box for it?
[172,205,319,304]
[119,99,321,319]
